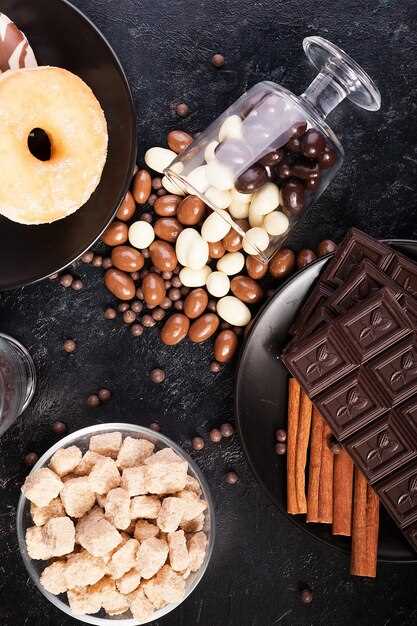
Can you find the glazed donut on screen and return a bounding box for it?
[0,66,108,224]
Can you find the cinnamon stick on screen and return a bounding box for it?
[306,407,324,522]
[351,468,380,577]
[287,378,301,514]
[318,420,334,523]
[295,391,312,513]
[332,449,354,536]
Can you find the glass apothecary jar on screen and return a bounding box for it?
[165,36,381,261]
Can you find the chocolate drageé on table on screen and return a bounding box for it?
[282,228,417,555]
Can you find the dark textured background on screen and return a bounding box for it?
[1,0,417,624]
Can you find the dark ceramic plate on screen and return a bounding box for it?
[236,239,417,563]
[0,0,136,289]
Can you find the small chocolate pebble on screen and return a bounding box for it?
[192,436,205,451]
[209,428,222,443]
[52,421,67,434]
[104,307,117,320]
[169,288,181,302]
[87,394,100,408]
[286,135,301,153]
[131,323,144,337]
[136,288,144,300]
[98,388,111,402]
[319,147,337,169]
[92,255,103,267]
[142,315,156,328]
[160,297,173,310]
[116,191,136,221]
[275,428,287,442]
[317,239,337,256]
[60,273,73,288]
[175,102,189,117]
[131,271,140,281]
[209,361,221,373]
[152,177,163,190]
[211,53,225,67]
[102,258,113,270]
[207,300,217,313]
[148,193,157,206]
[174,300,184,311]
[225,471,238,485]
[162,271,173,280]
[297,249,317,269]
[63,339,76,353]
[282,180,305,217]
[167,130,193,154]
[72,279,83,290]
[102,221,128,246]
[149,422,160,432]
[118,302,129,313]
[157,188,167,197]
[81,251,94,264]
[275,442,286,455]
[141,212,153,223]
[24,452,39,466]
[259,149,284,167]
[300,589,313,605]
[150,368,166,383]
[171,276,182,288]
[301,129,325,159]
[220,423,234,437]
[131,301,143,314]
[152,307,166,321]
[133,169,152,205]
[328,436,342,454]
[277,162,292,179]
[235,163,268,194]
[269,249,295,279]
[123,310,136,324]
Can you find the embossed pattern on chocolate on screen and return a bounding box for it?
[378,466,417,527]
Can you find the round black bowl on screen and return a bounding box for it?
[0,0,136,289]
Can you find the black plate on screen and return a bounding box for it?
[0,0,136,289]
[236,239,417,563]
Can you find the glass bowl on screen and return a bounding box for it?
[16,423,215,625]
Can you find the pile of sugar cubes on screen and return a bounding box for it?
[21,431,208,621]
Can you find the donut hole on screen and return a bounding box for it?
[27,128,52,161]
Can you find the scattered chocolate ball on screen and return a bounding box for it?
[297,249,317,269]
[171,276,182,288]
[174,300,184,311]
[317,239,337,256]
[131,301,143,314]
[72,279,83,291]
[118,302,130,313]
[136,288,144,300]
[209,428,222,443]
[150,368,166,383]
[104,307,117,320]
[148,193,157,206]
[92,255,103,268]
[169,288,181,301]
[209,361,221,373]
[275,442,286,455]
[98,388,111,402]
[24,452,39,466]
[131,323,144,337]
[156,189,166,197]
[207,300,217,312]
[329,436,342,454]
[63,339,76,353]
[60,273,73,288]
[300,588,313,605]
[176,102,190,117]
[141,212,153,222]
[275,428,287,443]
[152,177,163,190]
[192,436,205,451]
[212,53,225,67]
[87,394,100,408]
[52,421,67,434]
[152,308,166,321]
[225,471,238,485]
[149,422,160,432]
[142,314,156,328]
[131,271,140,281]
[180,287,190,297]
[102,258,113,270]
[81,251,94,264]
[160,297,173,310]
[123,310,136,325]
[220,422,234,437]
[162,271,173,280]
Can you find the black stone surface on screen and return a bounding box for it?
[2,0,417,624]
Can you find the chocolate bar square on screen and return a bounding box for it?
[346,409,417,483]
[289,282,333,337]
[369,337,417,406]
[387,253,417,298]
[314,368,389,440]
[320,228,394,289]
[378,465,417,527]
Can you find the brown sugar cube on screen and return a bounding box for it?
[130,495,161,520]
[31,497,65,527]
[116,568,142,595]
[168,530,189,572]
[177,490,207,522]
[145,448,186,466]
[116,437,155,469]
[43,516,75,557]
[145,461,188,496]
[128,586,155,621]
[157,497,185,533]
[184,475,202,495]
[40,560,68,595]
[76,517,122,557]
[96,493,107,508]
[188,531,208,572]
[25,526,52,560]
[60,477,96,518]
[64,550,106,588]
[136,537,169,580]
[88,457,121,495]
[102,588,130,616]
[121,466,147,497]
[67,586,102,615]
[142,576,168,610]
[49,446,82,477]
[152,564,185,604]
[180,566,191,580]
[133,520,159,542]
[104,488,131,530]
[21,468,63,507]
[61,473,77,483]
[75,505,105,540]
[107,538,139,580]
[74,451,107,476]
[180,512,205,533]
[89,432,122,459]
